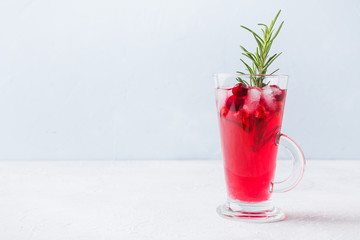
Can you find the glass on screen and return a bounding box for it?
[214,74,305,223]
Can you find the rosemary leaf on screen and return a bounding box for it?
[237,10,284,88]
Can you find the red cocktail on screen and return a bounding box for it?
[215,74,305,222]
[216,85,286,202]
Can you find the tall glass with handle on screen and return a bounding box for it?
[214,74,305,223]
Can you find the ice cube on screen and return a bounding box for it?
[270,85,282,96]
[215,88,231,111]
[261,85,276,111]
[244,87,261,113]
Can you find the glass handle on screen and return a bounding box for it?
[271,133,306,193]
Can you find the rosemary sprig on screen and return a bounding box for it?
[236,10,284,87]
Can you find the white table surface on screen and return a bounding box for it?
[0,160,359,240]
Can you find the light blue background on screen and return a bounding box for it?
[0,0,359,160]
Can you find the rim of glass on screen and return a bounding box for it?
[214,73,288,78]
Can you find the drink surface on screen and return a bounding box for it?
[216,84,286,202]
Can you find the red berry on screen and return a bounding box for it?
[275,102,284,112]
[220,107,229,117]
[275,90,286,101]
[232,83,248,97]
[225,95,244,112]
[255,105,267,119]
[270,85,286,102]
[270,84,280,89]
[238,109,251,132]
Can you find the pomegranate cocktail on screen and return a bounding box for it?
[216,83,286,202]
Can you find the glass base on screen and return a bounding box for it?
[217,198,286,223]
